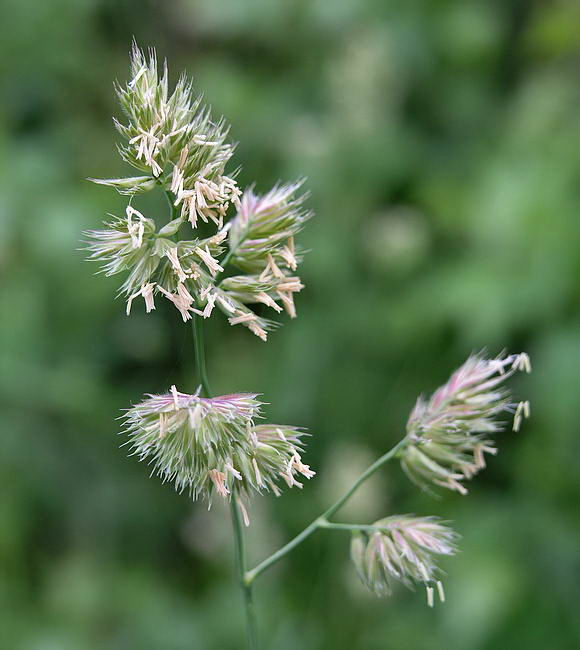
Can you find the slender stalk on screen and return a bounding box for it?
[244,518,323,586]
[218,223,250,273]
[316,437,409,521]
[219,247,236,271]
[163,188,177,218]
[230,491,260,650]
[191,302,405,641]
[192,316,211,396]
[317,521,394,534]
[245,437,408,584]
[191,314,258,649]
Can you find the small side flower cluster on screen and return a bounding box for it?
[112,43,239,216]
[84,206,228,316]
[399,352,531,495]
[218,182,312,339]
[350,516,458,605]
[123,387,314,509]
[350,351,530,603]
[85,44,312,340]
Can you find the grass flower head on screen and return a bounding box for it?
[87,45,313,341]
[400,352,532,495]
[350,515,458,605]
[123,387,314,505]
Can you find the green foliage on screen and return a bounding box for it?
[1,1,580,648]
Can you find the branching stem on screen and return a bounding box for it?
[244,437,408,584]
[191,303,407,649]
[317,521,395,534]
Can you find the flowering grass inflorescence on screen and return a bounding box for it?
[85,44,311,341]
[86,44,533,649]
[123,387,314,507]
[400,352,531,495]
[350,516,458,605]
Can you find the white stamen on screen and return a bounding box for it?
[216,293,237,314]
[166,247,187,283]
[195,246,224,276]
[188,403,202,429]
[129,65,146,88]
[256,292,282,313]
[170,385,179,410]
[237,498,250,527]
[522,400,530,418]
[437,581,445,603]
[512,353,532,373]
[279,237,297,270]
[267,253,284,279]
[141,283,156,313]
[126,205,146,249]
[225,463,242,480]
[512,401,528,432]
[277,290,296,318]
[252,458,262,485]
[202,298,215,318]
[126,291,138,316]
[271,483,281,497]
[291,453,315,479]
[208,469,229,498]
[248,321,267,341]
[229,311,257,325]
[158,284,194,322]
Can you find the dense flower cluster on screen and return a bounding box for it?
[350,516,458,605]
[400,352,531,495]
[85,44,312,340]
[123,387,314,506]
[86,46,534,618]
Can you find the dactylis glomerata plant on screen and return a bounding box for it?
[85,44,532,648]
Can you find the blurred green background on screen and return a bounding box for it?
[1,1,580,648]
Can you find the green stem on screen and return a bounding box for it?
[218,223,250,275]
[317,521,394,534]
[315,437,408,521]
[245,437,408,584]
[192,316,211,396]
[163,188,177,218]
[219,247,236,271]
[191,315,258,649]
[230,491,260,650]
[190,296,406,644]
